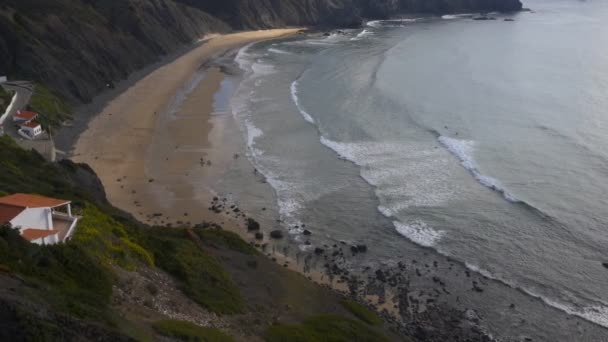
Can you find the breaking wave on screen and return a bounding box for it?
[438,136,519,202]
[290,80,315,124]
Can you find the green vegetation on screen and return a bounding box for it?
[28,84,71,128]
[0,226,113,320]
[0,134,244,320]
[152,320,235,342]
[0,86,13,114]
[0,136,92,202]
[196,228,257,255]
[72,204,153,270]
[265,314,389,342]
[137,227,245,314]
[340,299,382,326]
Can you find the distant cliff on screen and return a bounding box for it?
[0,0,522,105]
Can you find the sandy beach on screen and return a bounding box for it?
[73,29,301,227]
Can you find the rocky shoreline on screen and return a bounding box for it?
[200,195,496,341]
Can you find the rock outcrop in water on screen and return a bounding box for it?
[0,0,522,105]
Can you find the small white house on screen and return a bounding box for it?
[0,76,6,84]
[19,121,42,139]
[0,193,79,245]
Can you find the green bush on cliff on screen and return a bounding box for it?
[340,299,382,326]
[29,83,71,129]
[0,86,13,114]
[0,226,113,320]
[152,319,235,342]
[196,228,256,255]
[265,314,389,342]
[0,136,90,201]
[72,204,153,270]
[138,227,245,314]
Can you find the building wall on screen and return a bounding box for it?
[10,207,52,230]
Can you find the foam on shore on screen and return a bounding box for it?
[290,80,315,124]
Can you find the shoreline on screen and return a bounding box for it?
[66,25,407,328]
[70,29,302,228]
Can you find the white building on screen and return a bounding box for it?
[0,76,6,84]
[0,193,79,245]
[19,121,42,139]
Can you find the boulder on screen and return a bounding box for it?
[270,230,284,239]
[247,218,260,231]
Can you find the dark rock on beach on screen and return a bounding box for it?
[270,230,284,239]
[247,218,260,231]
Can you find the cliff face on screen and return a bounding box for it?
[0,0,522,104]
[0,0,230,103]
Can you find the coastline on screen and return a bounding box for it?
[70,29,302,228]
[67,25,399,324]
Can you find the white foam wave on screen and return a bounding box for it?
[290,81,315,124]
[351,29,375,41]
[377,205,393,218]
[367,18,419,27]
[268,48,293,55]
[438,136,519,202]
[394,220,445,247]
[463,262,608,329]
[320,136,458,209]
[251,61,275,76]
[235,43,255,71]
[441,13,474,20]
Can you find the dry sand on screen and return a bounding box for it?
[73,29,301,226]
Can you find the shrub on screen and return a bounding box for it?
[0,226,113,320]
[196,228,256,255]
[138,228,245,314]
[340,299,382,326]
[72,204,153,270]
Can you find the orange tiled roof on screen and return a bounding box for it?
[21,121,41,129]
[0,193,70,208]
[21,228,59,241]
[15,111,37,121]
[0,204,25,224]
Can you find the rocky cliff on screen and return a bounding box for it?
[0,0,522,105]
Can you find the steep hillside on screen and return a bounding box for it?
[0,135,406,341]
[0,0,230,103]
[0,0,522,107]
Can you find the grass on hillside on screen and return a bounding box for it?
[195,228,257,255]
[0,226,114,320]
[0,136,91,201]
[135,227,245,314]
[28,84,71,129]
[0,86,13,114]
[0,134,245,318]
[340,299,382,326]
[152,320,235,342]
[265,314,389,342]
[72,204,154,270]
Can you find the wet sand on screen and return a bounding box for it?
[73,29,301,226]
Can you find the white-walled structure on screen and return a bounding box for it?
[19,121,42,139]
[0,76,6,83]
[0,193,79,245]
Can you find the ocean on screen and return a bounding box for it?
[222,0,608,339]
